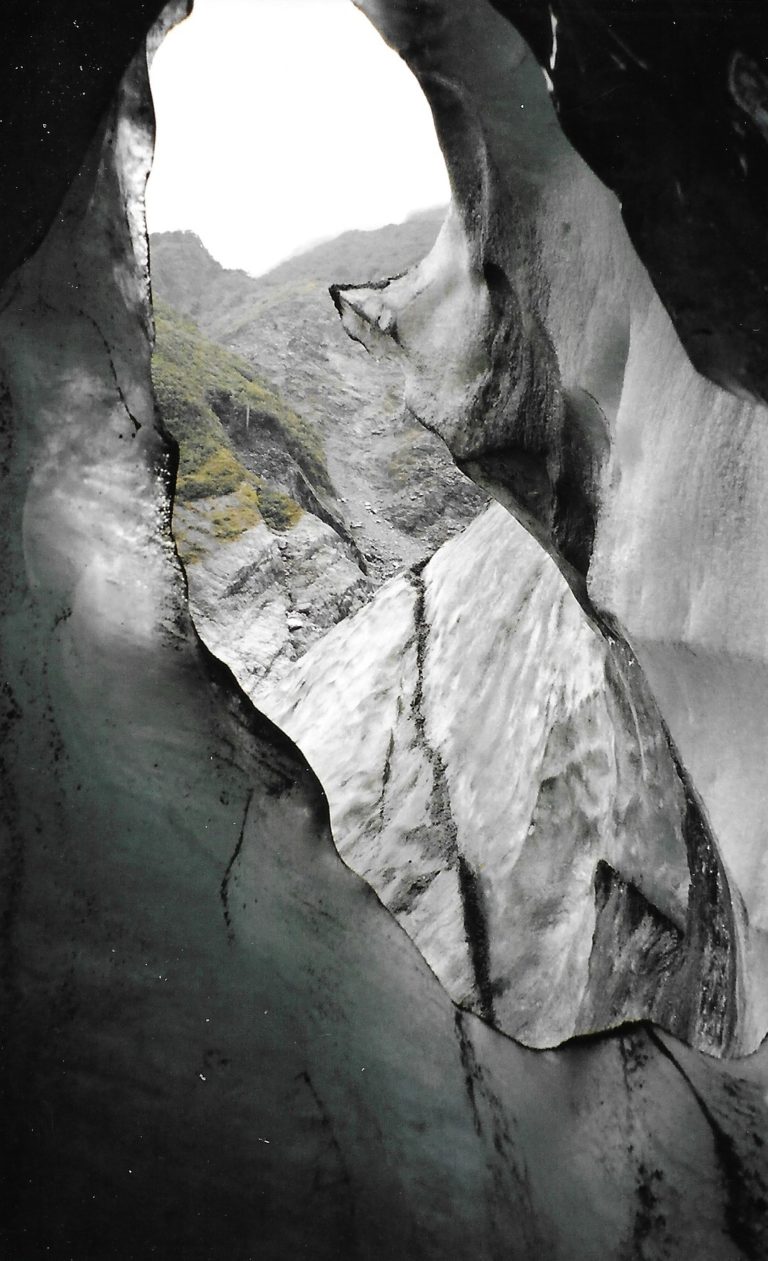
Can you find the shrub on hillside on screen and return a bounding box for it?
[151,300,310,540]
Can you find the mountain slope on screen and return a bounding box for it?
[150,214,486,587]
[152,299,370,689]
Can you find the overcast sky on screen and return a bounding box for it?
[146,0,450,277]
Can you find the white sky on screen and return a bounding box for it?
[146,0,450,277]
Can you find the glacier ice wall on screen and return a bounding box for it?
[1,0,768,1256]
[334,0,768,1056]
[262,503,732,1049]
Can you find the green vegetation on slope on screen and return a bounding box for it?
[151,300,331,539]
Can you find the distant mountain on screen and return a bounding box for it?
[151,209,447,330]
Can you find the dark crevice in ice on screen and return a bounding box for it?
[457,855,496,1027]
[647,1027,765,1257]
[219,788,254,942]
[296,1069,357,1250]
[454,1009,484,1137]
[406,565,459,869]
[77,291,143,435]
[376,727,396,826]
[407,567,496,1025]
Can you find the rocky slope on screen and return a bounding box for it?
[150,222,486,688]
[152,298,371,687]
[150,219,486,579]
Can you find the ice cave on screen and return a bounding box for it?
[3,1,768,1257]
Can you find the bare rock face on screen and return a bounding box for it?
[3,1,768,1257]
[185,511,370,691]
[334,0,768,1056]
[150,218,488,586]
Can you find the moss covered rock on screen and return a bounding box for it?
[151,299,319,546]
